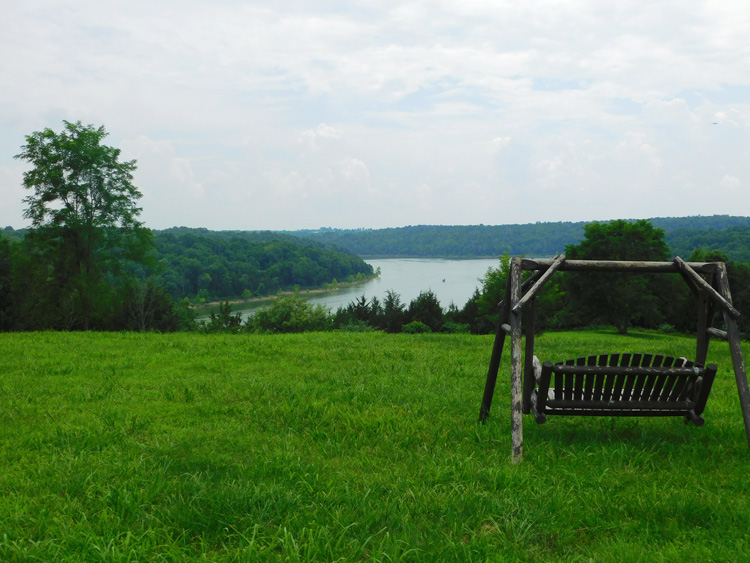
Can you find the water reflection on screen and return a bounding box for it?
[200,258,500,321]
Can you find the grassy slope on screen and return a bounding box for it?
[1,331,748,562]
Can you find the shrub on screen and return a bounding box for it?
[402,321,432,334]
[248,292,331,333]
[442,321,470,334]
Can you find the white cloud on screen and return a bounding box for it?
[487,137,511,155]
[1,0,750,229]
[339,157,372,191]
[719,174,741,191]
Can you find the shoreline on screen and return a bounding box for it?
[193,276,378,311]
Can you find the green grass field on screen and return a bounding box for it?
[1,330,748,561]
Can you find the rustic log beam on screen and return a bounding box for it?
[512,254,566,314]
[479,269,514,422]
[496,267,546,307]
[715,263,750,449]
[707,327,728,340]
[522,298,537,414]
[674,257,740,320]
[551,364,714,377]
[521,258,718,274]
[509,256,524,463]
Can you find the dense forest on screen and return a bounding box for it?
[7,120,750,336]
[0,225,374,330]
[288,215,750,261]
[0,121,376,331]
[202,220,750,339]
[1,226,374,305]
[151,228,374,302]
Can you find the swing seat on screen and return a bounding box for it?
[530,353,716,426]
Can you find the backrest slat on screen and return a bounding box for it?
[583,356,598,401]
[650,356,674,400]
[574,357,586,401]
[563,359,575,401]
[543,354,715,410]
[669,373,690,401]
[601,354,619,401]
[621,370,637,400]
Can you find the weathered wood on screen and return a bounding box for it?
[533,356,542,382]
[521,258,719,274]
[522,298,537,414]
[707,327,728,340]
[479,271,514,422]
[715,263,750,449]
[674,257,740,319]
[533,354,716,426]
[696,289,711,365]
[551,364,708,377]
[481,255,750,458]
[509,256,524,463]
[512,254,566,313]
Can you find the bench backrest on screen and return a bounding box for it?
[535,353,716,419]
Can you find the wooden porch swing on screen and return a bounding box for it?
[478,255,750,463]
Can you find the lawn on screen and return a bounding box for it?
[1,330,748,561]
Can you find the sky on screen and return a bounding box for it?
[1,1,749,231]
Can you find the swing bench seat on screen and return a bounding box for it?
[529,353,716,426]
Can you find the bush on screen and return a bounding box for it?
[402,321,432,334]
[248,292,331,333]
[338,319,377,332]
[442,321,470,334]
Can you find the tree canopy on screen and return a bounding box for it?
[564,219,672,334]
[14,121,153,329]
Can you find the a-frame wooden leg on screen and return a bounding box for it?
[479,272,513,422]
[715,265,750,449]
[509,257,524,463]
[522,298,536,415]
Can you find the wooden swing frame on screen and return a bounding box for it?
[478,255,750,463]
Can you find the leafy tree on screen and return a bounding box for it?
[564,219,671,334]
[249,292,331,333]
[406,290,444,332]
[204,301,244,333]
[125,278,185,332]
[15,121,153,329]
[685,248,750,338]
[379,289,406,333]
[0,235,16,330]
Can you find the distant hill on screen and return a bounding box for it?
[290,216,750,262]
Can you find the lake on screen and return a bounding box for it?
[208,258,501,321]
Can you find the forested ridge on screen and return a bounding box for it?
[289,215,750,261]
[151,228,374,302]
[6,120,750,335]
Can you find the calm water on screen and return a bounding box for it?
[207,258,501,321]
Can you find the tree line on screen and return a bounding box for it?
[0,121,373,332]
[290,217,750,261]
[3,120,749,336]
[204,219,750,337]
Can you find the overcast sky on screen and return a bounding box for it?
[1,1,749,231]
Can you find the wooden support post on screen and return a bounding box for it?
[479,272,513,422]
[509,256,524,463]
[715,264,750,449]
[696,289,711,366]
[522,297,536,414]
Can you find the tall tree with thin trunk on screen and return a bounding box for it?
[15,120,153,329]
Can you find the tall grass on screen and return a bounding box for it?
[0,330,747,561]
